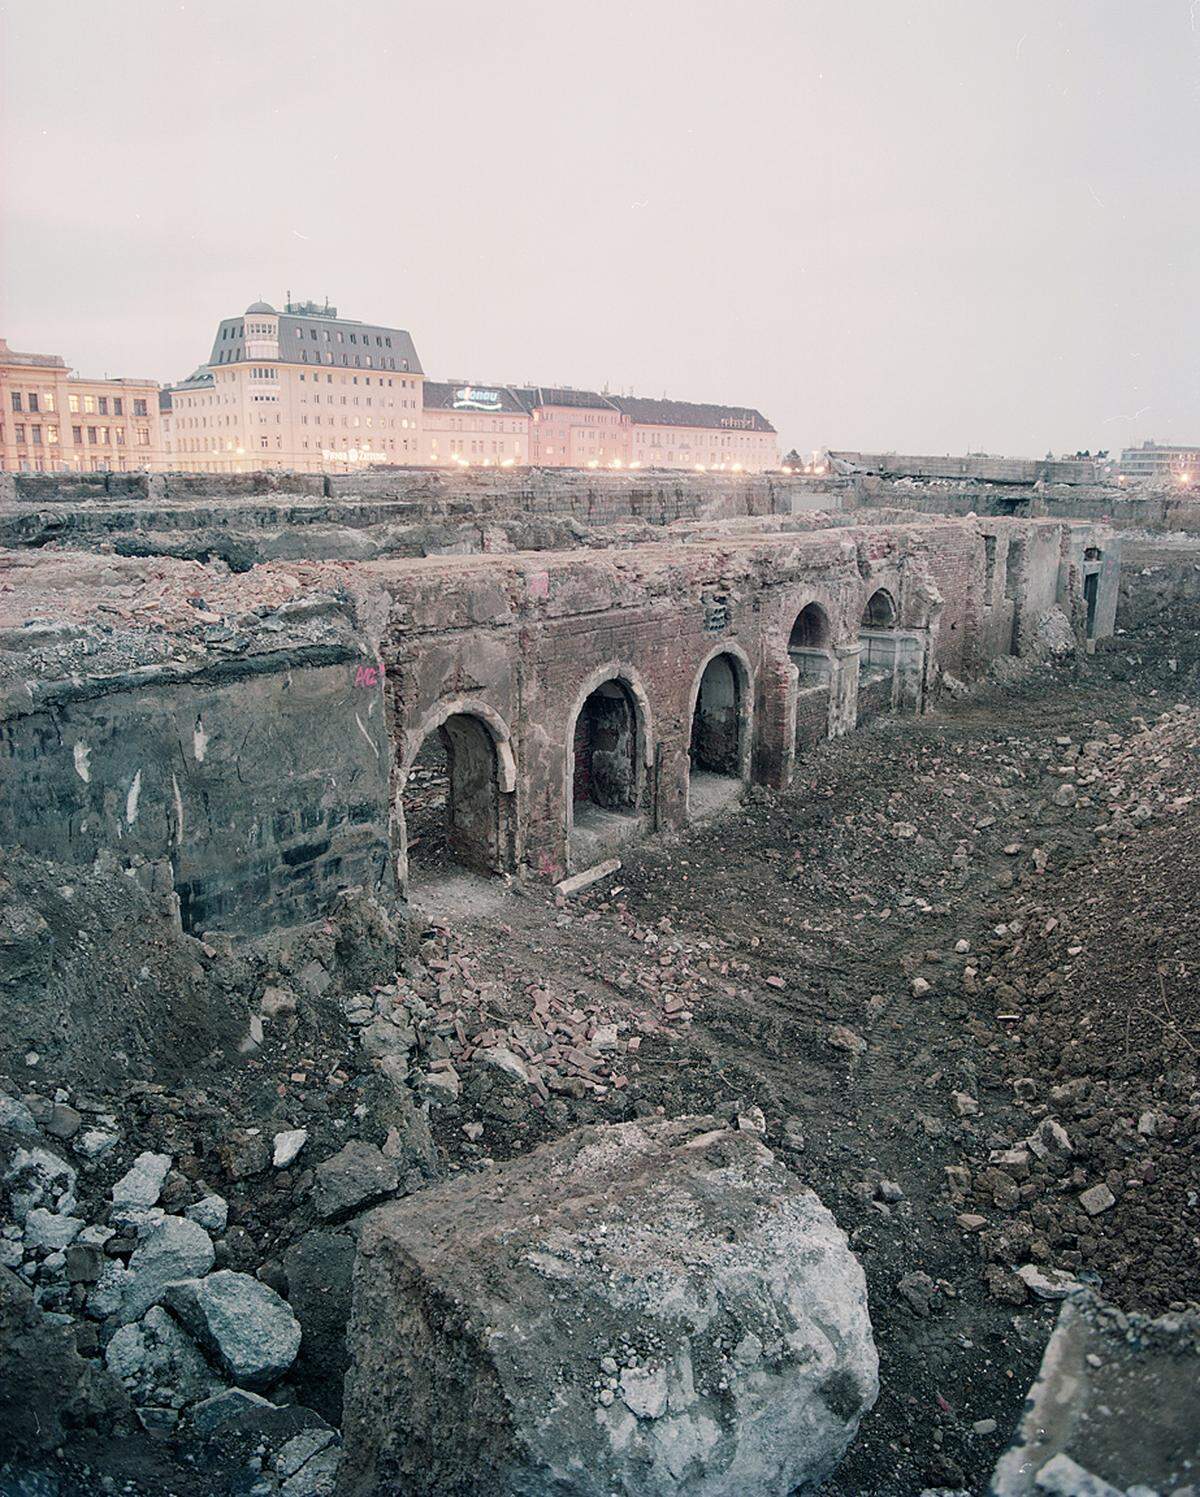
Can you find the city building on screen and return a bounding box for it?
[420,381,530,466]
[514,387,629,468]
[418,384,779,471]
[0,336,162,473]
[1118,441,1200,482]
[162,299,424,473]
[609,395,778,471]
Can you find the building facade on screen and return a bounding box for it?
[418,383,778,471]
[420,382,530,466]
[1119,441,1200,481]
[162,300,424,474]
[611,395,778,471]
[0,337,163,474]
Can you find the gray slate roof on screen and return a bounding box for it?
[609,395,775,434]
[207,310,422,375]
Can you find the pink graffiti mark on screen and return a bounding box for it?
[354,663,385,688]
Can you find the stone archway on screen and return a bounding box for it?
[564,664,653,871]
[395,700,516,890]
[787,601,835,757]
[857,587,900,726]
[686,644,753,820]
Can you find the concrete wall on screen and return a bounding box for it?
[0,653,391,938]
[0,466,840,525]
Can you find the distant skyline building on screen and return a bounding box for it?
[1119,440,1200,482]
[161,299,424,473]
[161,294,779,474]
[0,337,162,474]
[6,295,778,475]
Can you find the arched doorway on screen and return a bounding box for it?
[687,649,750,819]
[857,588,899,726]
[788,602,834,756]
[401,712,507,884]
[568,677,644,867]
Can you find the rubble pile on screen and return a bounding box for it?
[941,708,1200,1313]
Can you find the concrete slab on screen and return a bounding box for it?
[990,1292,1200,1497]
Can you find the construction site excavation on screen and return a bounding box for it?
[1,462,1198,1497]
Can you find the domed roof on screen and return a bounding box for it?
[245,300,277,315]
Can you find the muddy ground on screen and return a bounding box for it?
[3,595,1198,1496]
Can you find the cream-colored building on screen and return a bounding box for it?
[0,337,163,474]
[163,299,423,473]
[612,396,778,472]
[420,381,530,466]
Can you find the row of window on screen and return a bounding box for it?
[9,391,148,417]
[5,423,150,447]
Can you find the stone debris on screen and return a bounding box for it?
[104,1305,223,1412]
[312,1140,400,1221]
[184,1194,229,1234]
[164,1269,302,1389]
[340,1115,877,1497]
[116,1213,215,1324]
[110,1150,172,1211]
[273,1128,309,1169]
[1078,1183,1116,1217]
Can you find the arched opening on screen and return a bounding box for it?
[688,650,748,819]
[789,602,834,756]
[857,588,899,726]
[568,678,642,867]
[402,713,504,883]
[789,602,833,670]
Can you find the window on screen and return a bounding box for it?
[113,398,123,416]
[46,426,58,444]
[10,392,21,412]
[137,428,150,445]
[72,426,82,443]
[87,427,97,444]
[98,397,108,415]
[28,393,39,413]
[13,423,25,441]
[84,395,96,414]
[43,392,55,412]
[133,398,148,417]
[115,428,125,445]
[31,426,42,445]
[98,426,109,445]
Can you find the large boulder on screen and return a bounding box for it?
[340,1116,878,1497]
[164,1270,301,1389]
[117,1213,215,1324]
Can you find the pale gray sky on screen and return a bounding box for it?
[2,0,1197,456]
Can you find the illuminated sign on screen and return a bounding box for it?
[453,385,503,411]
[322,447,388,464]
[720,415,756,430]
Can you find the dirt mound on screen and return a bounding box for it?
[0,849,251,1087]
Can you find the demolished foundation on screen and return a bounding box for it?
[0,472,1120,935]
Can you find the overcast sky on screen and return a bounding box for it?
[2,0,1197,457]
